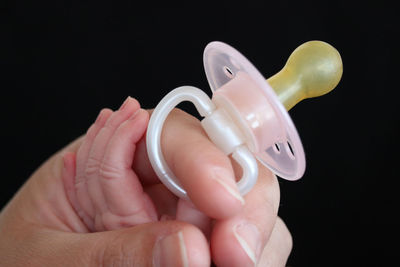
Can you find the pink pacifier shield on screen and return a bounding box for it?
[203,41,305,180]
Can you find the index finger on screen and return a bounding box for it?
[133,108,244,219]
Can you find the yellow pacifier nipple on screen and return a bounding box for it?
[267,41,343,110]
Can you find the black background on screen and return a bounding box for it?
[1,1,398,266]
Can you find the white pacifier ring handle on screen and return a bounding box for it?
[146,86,259,200]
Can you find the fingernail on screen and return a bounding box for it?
[119,96,132,110]
[153,231,189,267]
[212,169,245,205]
[233,222,262,266]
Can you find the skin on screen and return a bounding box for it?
[0,97,292,266]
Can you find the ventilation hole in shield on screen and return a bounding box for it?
[223,66,234,78]
[273,143,281,154]
[286,141,295,160]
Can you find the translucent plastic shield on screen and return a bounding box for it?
[203,41,305,180]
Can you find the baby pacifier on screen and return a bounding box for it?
[146,41,343,200]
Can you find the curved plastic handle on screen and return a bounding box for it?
[146,86,259,200]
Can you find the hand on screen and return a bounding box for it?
[0,97,292,266]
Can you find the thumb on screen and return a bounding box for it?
[16,222,210,267]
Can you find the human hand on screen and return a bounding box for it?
[0,97,292,266]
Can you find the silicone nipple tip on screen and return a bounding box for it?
[267,41,343,110]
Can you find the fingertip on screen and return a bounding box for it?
[118,96,140,112]
[86,108,113,140]
[95,108,113,124]
[103,97,141,130]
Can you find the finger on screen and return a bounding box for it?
[134,109,244,219]
[85,97,139,214]
[211,166,280,267]
[74,108,113,219]
[258,217,293,267]
[86,97,140,178]
[75,108,113,185]
[102,109,148,174]
[20,222,210,267]
[99,109,158,227]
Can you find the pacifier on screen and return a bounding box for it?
[146,41,343,200]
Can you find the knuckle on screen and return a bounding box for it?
[100,108,113,116]
[85,156,101,177]
[99,161,124,180]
